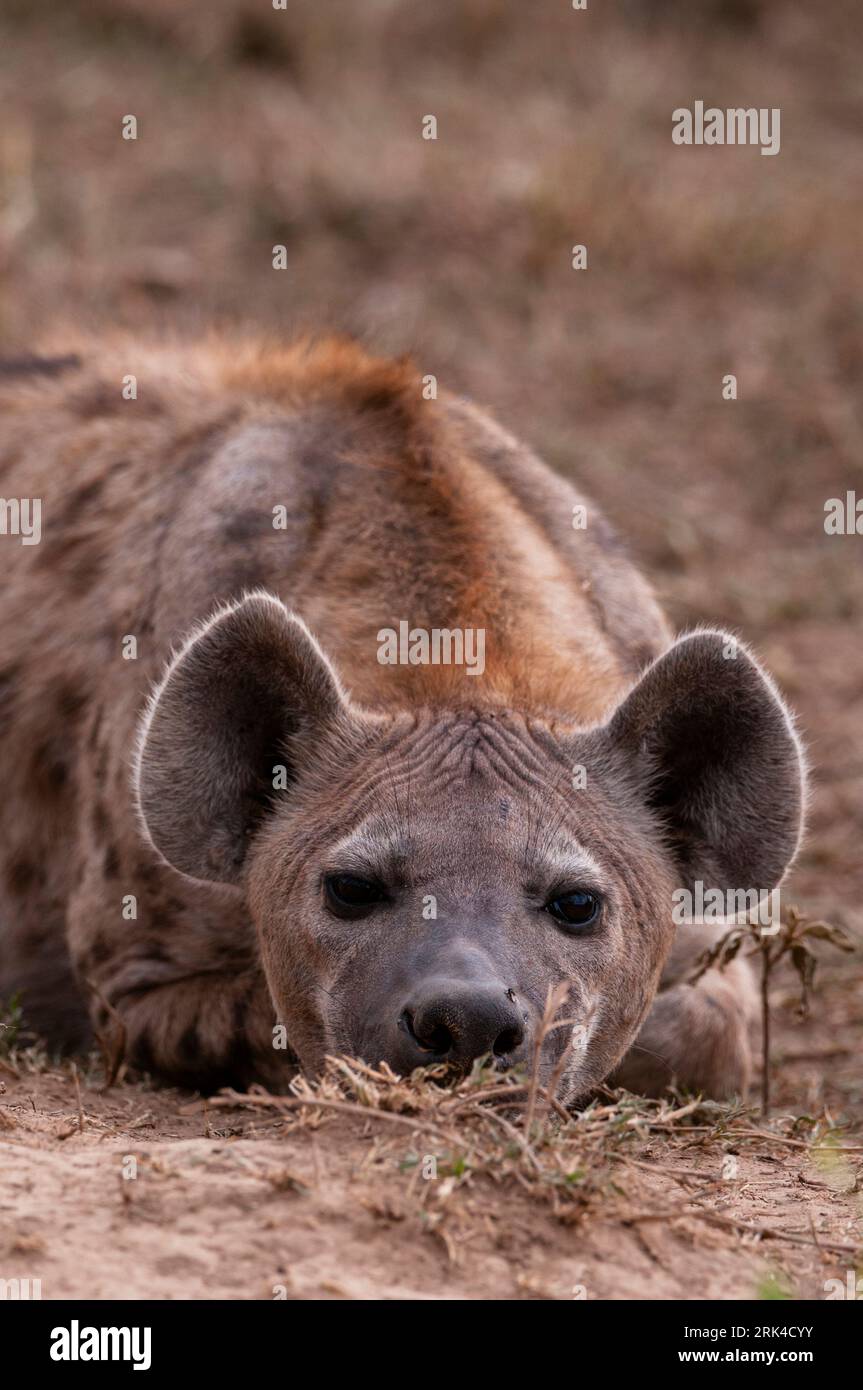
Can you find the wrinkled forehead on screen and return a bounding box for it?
[322,775,612,894]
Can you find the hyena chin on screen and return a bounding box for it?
[0,337,805,1101]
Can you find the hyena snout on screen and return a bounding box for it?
[394,979,527,1073]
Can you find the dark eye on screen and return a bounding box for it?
[545,890,601,931]
[324,873,386,919]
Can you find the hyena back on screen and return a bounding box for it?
[0,338,803,1098]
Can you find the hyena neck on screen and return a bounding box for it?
[209,336,666,721]
[6,334,664,725]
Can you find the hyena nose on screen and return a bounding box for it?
[400,983,525,1068]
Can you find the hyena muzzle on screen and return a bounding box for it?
[0,338,804,1101]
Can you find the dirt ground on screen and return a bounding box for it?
[0,1056,861,1302]
[0,0,861,1299]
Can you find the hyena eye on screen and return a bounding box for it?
[545,889,601,931]
[324,873,387,919]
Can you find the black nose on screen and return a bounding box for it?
[400,982,525,1068]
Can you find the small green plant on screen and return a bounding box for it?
[691,906,855,1116]
[0,992,23,1056]
[757,1270,792,1301]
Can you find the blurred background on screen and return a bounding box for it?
[0,0,861,1110]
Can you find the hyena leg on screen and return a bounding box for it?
[69,894,288,1091]
[88,968,289,1093]
[610,929,757,1100]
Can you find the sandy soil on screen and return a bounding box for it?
[0,1055,860,1301]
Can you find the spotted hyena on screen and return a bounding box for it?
[0,338,804,1101]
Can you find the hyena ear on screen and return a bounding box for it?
[135,592,350,885]
[598,631,805,894]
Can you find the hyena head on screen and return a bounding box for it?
[135,593,804,1101]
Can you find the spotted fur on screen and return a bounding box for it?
[0,338,804,1097]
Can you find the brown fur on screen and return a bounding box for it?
[0,337,804,1098]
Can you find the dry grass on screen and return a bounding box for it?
[186,1045,863,1258]
[3,1028,861,1297]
